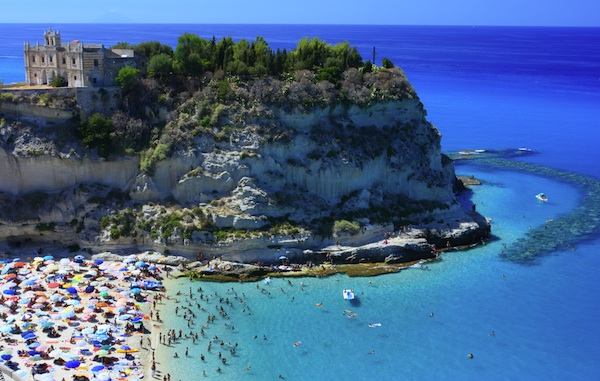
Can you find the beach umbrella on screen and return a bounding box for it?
[13,261,26,268]
[50,294,63,302]
[67,287,78,294]
[43,255,54,261]
[28,350,41,356]
[134,260,146,268]
[1,354,12,361]
[76,340,87,348]
[29,355,43,361]
[95,349,109,357]
[94,259,104,265]
[116,345,138,353]
[130,287,142,295]
[74,255,85,260]
[62,310,75,319]
[47,282,60,289]
[92,365,106,372]
[64,359,81,369]
[28,342,41,349]
[84,286,95,293]
[3,289,16,295]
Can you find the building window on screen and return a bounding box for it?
[94,59,99,67]
[31,56,36,63]
[93,78,97,84]
[74,76,77,80]
[41,56,45,63]
[72,58,76,65]
[49,56,53,63]
[62,57,66,65]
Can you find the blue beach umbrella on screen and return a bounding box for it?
[2,289,15,295]
[1,354,12,361]
[92,364,105,372]
[130,287,142,295]
[84,286,95,293]
[94,259,104,265]
[67,287,78,294]
[64,359,81,369]
[43,255,54,260]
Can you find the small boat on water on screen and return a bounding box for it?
[343,289,355,300]
[536,193,548,202]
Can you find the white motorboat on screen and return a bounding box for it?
[343,289,355,300]
[535,193,548,202]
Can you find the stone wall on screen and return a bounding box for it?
[75,86,121,115]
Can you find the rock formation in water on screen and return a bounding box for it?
[0,66,489,264]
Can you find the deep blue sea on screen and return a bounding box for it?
[2,25,600,380]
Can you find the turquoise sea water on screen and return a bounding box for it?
[1,25,600,380]
[156,168,599,381]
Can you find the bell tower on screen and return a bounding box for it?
[44,29,61,47]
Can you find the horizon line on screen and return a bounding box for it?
[1,22,599,28]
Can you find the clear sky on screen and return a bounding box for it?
[1,0,599,26]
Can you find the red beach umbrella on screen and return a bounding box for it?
[48,282,60,289]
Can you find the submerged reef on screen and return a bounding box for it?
[451,149,600,264]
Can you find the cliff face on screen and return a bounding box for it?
[0,74,489,263]
[134,99,454,209]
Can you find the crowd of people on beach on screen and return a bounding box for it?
[0,253,164,381]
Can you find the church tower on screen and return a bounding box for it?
[44,29,61,47]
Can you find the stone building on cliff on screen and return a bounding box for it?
[24,29,146,88]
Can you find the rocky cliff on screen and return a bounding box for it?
[0,68,489,264]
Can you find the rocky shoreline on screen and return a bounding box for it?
[0,208,489,280]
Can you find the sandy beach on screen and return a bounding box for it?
[0,252,166,381]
